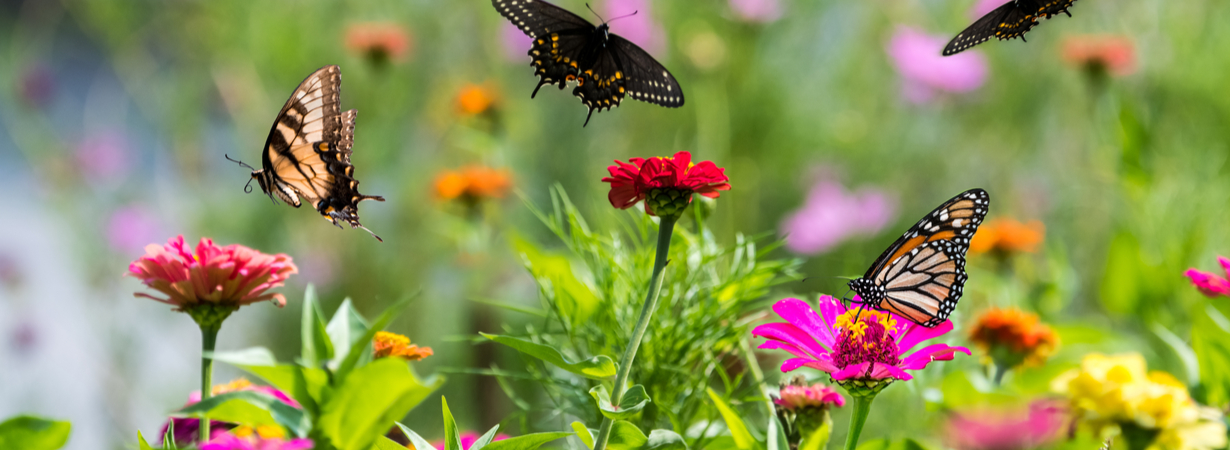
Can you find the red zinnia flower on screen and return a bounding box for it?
[127,236,298,315]
[1061,35,1136,77]
[601,151,730,217]
[345,22,413,64]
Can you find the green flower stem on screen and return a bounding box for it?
[842,394,876,450]
[992,361,1008,385]
[199,323,220,445]
[592,214,678,450]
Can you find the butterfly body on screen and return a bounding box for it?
[848,189,990,327]
[495,0,684,126]
[943,0,1077,56]
[239,65,385,241]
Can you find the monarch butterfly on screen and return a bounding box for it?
[943,0,1078,56]
[493,0,685,126]
[226,65,386,241]
[847,189,990,327]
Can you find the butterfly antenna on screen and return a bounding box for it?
[224,153,257,171]
[606,10,639,24]
[585,3,607,23]
[243,177,256,194]
[357,224,384,243]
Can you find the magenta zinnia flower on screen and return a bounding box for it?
[431,431,511,450]
[752,296,970,389]
[201,433,314,450]
[944,400,1067,450]
[887,26,988,104]
[128,236,298,312]
[1185,257,1230,298]
[161,379,302,448]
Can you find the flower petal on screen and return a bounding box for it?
[900,343,972,370]
[752,322,829,358]
[896,319,955,354]
[773,297,838,348]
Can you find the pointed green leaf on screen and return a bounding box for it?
[0,416,71,450]
[317,358,444,450]
[176,391,310,438]
[606,421,648,450]
[589,385,651,419]
[481,333,616,379]
[484,432,574,450]
[327,298,370,370]
[799,416,831,450]
[163,419,178,450]
[706,389,753,450]
[645,430,687,450]
[469,425,502,450]
[301,285,334,367]
[443,397,463,450]
[511,236,600,326]
[767,414,790,450]
[207,347,278,366]
[138,431,155,450]
[396,422,438,450]
[334,292,418,384]
[375,436,411,450]
[571,422,594,450]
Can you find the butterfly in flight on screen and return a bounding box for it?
[493,0,684,126]
[226,65,386,241]
[943,0,1078,56]
[846,189,990,327]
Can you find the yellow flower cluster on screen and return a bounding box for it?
[1052,353,1226,450]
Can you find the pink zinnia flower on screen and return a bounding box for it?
[752,296,970,384]
[602,151,731,217]
[780,177,895,255]
[729,0,782,23]
[127,235,298,311]
[777,383,846,410]
[971,0,1009,19]
[944,401,1067,450]
[887,26,988,104]
[602,0,666,55]
[75,131,130,181]
[1061,35,1136,77]
[431,431,511,450]
[1185,257,1230,298]
[201,433,314,450]
[162,379,302,447]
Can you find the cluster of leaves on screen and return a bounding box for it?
[374,397,569,450]
[137,286,444,450]
[480,187,802,448]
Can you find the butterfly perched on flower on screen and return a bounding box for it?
[492,0,684,126]
[847,189,990,327]
[943,0,1078,56]
[226,65,386,241]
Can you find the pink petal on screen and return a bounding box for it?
[896,319,955,354]
[756,339,814,359]
[781,356,840,373]
[771,298,837,348]
[752,322,829,359]
[900,343,971,370]
[867,363,914,381]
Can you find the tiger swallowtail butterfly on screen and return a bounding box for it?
[943,0,1077,56]
[493,0,685,126]
[226,65,386,242]
[847,189,990,327]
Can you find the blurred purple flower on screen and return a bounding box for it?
[0,251,21,288]
[603,0,665,55]
[107,205,163,254]
[296,250,337,287]
[972,0,1010,19]
[201,434,314,450]
[887,26,988,104]
[944,400,1067,450]
[18,64,55,108]
[500,22,534,62]
[780,177,895,255]
[730,0,782,23]
[10,321,38,356]
[75,131,130,181]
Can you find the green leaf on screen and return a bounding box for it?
[856,438,933,450]
[512,236,600,326]
[1151,323,1200,386]
[397,422,438,450]
[481,333,616,379]
[1193,304,1230,405]
[645,430,688,450]
[176,391,310,438]
[317,358,444,450]
[606,421,648,450]
[208,347,278,366]
[589,385,652,419]
[571,421,594,450]
[706,389,754,450]
[766,414,790,450]
[138,431,155,450]
[484,432,574,450]
[301,285,335,367]
[326,298,370,370]
[470,425,502,450]
[163,419,178,450]
[799,416,831,450]
[334,292,418,384]
[0,416,71,450]
[443,397,463,450]
[207,347,330,414]
[375,436,411,450]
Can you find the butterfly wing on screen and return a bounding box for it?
[257,65,385,240]
[609,35,684,108]
[943,2,1038,56]
[494,0,596,97]
[852,189,990,327]
[1036,0,1077,18]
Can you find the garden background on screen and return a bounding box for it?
[2,0,1230,448]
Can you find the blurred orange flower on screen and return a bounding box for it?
[970,218,1045,254]
[456,83,499,116]
[433,166,514,202]
[373,331,433,361]
[969,307,1058,368]
[1061,35,1136,77]
[345,22,413,63]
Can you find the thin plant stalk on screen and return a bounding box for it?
[199,324,220,445]
[842,394,875,450]
[592,215,678,450]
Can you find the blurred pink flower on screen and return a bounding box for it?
[777,383,846,410]
[729,0,782,23]
[944,401,1067,450]
[127,235,298,311]
[753,296,970,383]
[1185,257,1230,298]
[75,131,130,181]
[500,22,534,62]
[603,0,666,55]
[972,0,1009,19]
[780,177,894,255]
[201,434,313,450]
[887,26,988,104]
[431,431,511,450]
[107,205,163,254]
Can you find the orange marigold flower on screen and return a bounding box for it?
[456,83,499,116]
[433,166,514,202]
[970,218,1045,255]
[373,331,433,361]
[969,307,1059,369]
[345,22,413,64]
[1061,34,1136,77]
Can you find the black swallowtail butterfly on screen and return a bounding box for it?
[493,0,685,126]
[943,0,1077,56]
